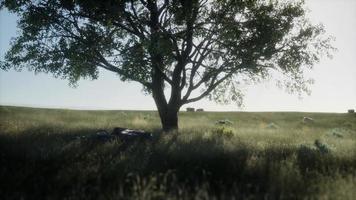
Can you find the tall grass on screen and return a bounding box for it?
[0,106,355,199]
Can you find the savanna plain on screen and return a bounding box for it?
[0,106,355,199]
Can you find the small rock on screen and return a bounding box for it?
[75,130,114,142]
[75,128,152,143]
[266,123,278,129]
[75,135,87,140]
[215,119,233,125]
[112,127,153,142]
[94,130,114,141]
[303,117,314,123]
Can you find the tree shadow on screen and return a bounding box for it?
[1,127,356,199]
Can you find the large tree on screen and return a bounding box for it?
[1,0,333,131]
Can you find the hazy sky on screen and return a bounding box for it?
[0,0,355,112]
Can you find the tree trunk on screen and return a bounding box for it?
[147,1,181,132]
[151,74,180,132]
[159,107,179,131]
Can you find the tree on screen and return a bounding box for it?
[1,0,334,131]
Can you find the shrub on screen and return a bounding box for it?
[314,139,331,154]
[213,126,234,138]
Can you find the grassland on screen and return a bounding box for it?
[0,106,355,199]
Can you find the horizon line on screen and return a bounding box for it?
[0,104,348,114]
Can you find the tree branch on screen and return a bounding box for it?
[183,71,233,104]
[95,51,152,89]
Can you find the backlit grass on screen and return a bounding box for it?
[0,106,355,199]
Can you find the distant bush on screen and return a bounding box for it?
[314,139,331,154]
[342,122,353,129]
[186,107,195,112]
[328,128,351,138]
[212,126,234,138]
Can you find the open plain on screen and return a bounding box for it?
[0,106,355,199]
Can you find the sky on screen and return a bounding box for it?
[0,0,355,112]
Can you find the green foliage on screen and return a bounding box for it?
[1,106,356,199]
[213,126,234,138]
[1,0,334,106]
[314,139,332,154]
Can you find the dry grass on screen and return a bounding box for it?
[0,106,355,199]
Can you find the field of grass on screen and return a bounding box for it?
[0,105,356,199]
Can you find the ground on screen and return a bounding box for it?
[0,106,355,199]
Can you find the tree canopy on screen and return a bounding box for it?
[0,0,334,130]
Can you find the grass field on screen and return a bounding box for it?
[0,106,355,199]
